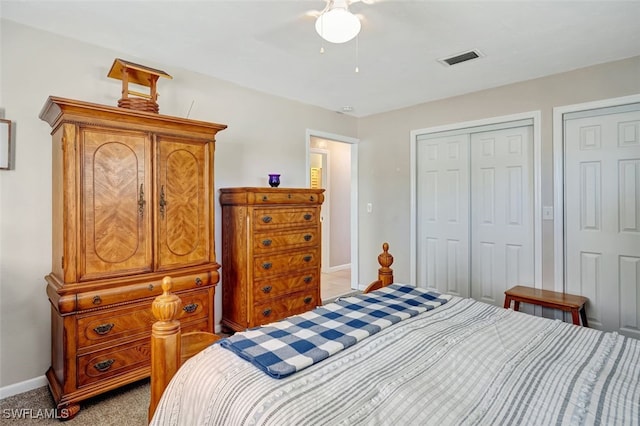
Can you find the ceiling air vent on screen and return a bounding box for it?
[439,49,483,66]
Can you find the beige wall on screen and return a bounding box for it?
[356,56,640,287]
[0,20,357,391]
[1,18,639,393]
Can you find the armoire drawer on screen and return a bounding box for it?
[253,272,318,303]
[77,338,150,387]
[252,208,320,231]
[77,289,210,349]
[252,291,319,325]
[76,317,210,388]
[253,250,319,279]
[75,272,210,311]
[253,228,318,253]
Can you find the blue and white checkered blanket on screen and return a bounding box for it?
[219,284,451,379]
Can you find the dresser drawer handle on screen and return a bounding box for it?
[94,359,115,373]
[92,296,102,305]
[93,323,114,335]
[262,216,272,223]
[262,196,268,201]
[303,214,312,220]
[309,196,315,202]
[303,234,312,241]
[262,239,272,247]
[195,277,203,286]
[148,284,154,291]
[262,262,272,270]
[183,303,198,314]
[262,285,272,293]
[262,308,272,317]
[303,255,312,262]
[304,276,313,283]
[304,297,313,304]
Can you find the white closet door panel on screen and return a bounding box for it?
[417,134,470,297]
[471,127,534,307]
[565,108,640,338]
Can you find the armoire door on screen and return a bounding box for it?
[564,104,640,338]
[81,127,153,280]
[156,136,210,270]
[416,123,534,307]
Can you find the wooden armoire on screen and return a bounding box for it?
[39,96,226,418]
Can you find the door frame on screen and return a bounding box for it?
[410,111,543,292]
[305,129,360,290]
[309,148,331,273]
[552,94,640,293]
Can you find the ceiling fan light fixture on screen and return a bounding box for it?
[315,1,361,44]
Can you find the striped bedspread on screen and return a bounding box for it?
[151,291,640,426]
[220,285,450,378]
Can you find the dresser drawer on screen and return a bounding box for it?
[253,272,318,303]
[252,291,319,326]
[76,272,210,311]
[252,208,319,231]
[77,289,210,349]
[253,228,318,253]
[252,191,322,205]
[77,338,150,387]
[253,250,319,279]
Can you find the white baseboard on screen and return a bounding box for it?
[0,375,47,400]
[325,263,351,273]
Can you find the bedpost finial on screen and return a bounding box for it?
[152,276,182,322]
[378,243,393,269]
[162,276,173,294]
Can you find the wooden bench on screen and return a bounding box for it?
[504,285,588,327]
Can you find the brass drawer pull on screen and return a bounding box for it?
[92,296,102,305]
[309,196,315,202]
[303,255,312,262]
[303,214,312,220]
[262,216,272,223]
[183,303,198,314]
[93,323,114,335]
[304,276,313,283]
[148,284,154,291]
[303,234,312,241]
[262,239,272,247]
[94,359,115,373]
[304,297,312,304]
[263,308,272,317]
[262,262,272,270]
[262,196,268,201]
[195,277,203,286]
[262,285,272,293]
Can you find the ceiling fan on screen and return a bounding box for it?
[314,0,379,44]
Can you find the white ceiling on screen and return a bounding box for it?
[3,0,640,117]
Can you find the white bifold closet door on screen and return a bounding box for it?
[564,104,640,338]
[417,123,534,307]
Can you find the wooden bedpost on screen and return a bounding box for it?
[148,277,183,423]
[363,243,395,293]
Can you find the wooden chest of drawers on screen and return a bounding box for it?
[220,187,325,331]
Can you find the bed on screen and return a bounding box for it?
[148,243,639,425]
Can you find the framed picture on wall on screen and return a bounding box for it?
[0,119,11,170]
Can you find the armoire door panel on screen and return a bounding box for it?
[156,136,209,270]
[81,127,152,280]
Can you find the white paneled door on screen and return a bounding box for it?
[564,105,640,338]
[417,133,471,297]
[417,123,534,306]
